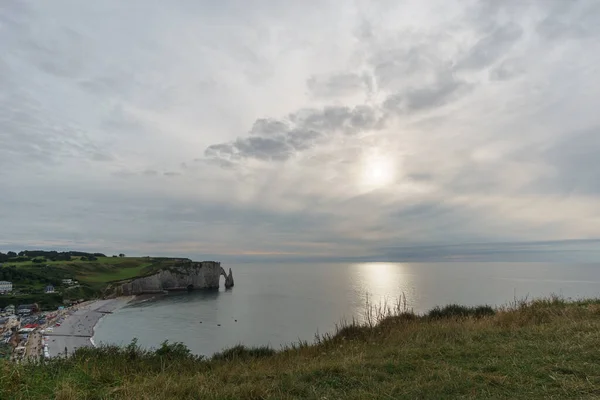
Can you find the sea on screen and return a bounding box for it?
[93,262,600,357]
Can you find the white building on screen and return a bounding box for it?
[44,285,55,294]
[0,281,12,294]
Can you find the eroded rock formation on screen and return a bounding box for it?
[115,261,234,295]
[225,268,234,288]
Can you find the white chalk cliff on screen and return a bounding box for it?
[115,261,233,295]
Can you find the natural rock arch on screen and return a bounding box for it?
[220,267,234,289]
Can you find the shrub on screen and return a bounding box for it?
[212,345,275,361]
[427,304,495,319]
[331,321,372,341]
[155,340,197,360]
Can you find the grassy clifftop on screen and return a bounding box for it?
[0,256,190,308]
[2,297,600,399]
[1,256,189,288]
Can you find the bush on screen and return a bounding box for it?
[427,304,495,319]
[332,322,372,341]
[212,345,275,361]
[155,340,197,360]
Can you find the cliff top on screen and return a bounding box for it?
[0,255,209,293]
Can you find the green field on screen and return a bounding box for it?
[2,257,182,286]
[63,257,156,284]
[0,256,189,305]
[0,255,190,310]
[2,297,600,399]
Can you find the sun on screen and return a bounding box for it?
[360,153,395,190]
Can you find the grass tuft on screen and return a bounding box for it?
[212,345,276,361]
[427,304,496,319]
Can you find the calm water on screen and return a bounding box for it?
[93,262,600,356]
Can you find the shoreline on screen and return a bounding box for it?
[90,296,135,348]
[44,296,134,358]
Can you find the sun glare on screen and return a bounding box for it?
[360,154,395,189]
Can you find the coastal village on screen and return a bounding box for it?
[0,278,86,362]
[0,250,127,362]
[1,252,233,362]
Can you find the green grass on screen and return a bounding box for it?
[3,257,178,286]
[76,261,154,283]
[2,296,600,399]
[2,256,188,301]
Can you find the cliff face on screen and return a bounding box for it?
[116,261,233,296]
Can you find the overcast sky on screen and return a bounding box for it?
[1,0,599,261]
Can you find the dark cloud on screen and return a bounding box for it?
[250,118,289,136]
[286,129,322,151]
[233,136,293,161]
[289,105,380,134]
[384,73,469,113]
[205,105,382,163]
[206,137,293,162]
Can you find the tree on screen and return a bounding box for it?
[119,253,126,258]
[7,251,17,258]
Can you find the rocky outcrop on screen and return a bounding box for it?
[225,268,234,288]
[115,261,233,296]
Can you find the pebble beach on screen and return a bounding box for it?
[45,298,132,358]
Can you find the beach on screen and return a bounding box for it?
[45,298,132,358]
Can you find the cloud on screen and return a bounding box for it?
[384,73,469,113]
[536,1,600,41]
[1,0,599,260]
[489,58,524,81]
[539,128,600,194]
[205,105,383,163]
[307,72,372,98]
[455,23,523,71]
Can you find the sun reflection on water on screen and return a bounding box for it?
[350,262,415,320]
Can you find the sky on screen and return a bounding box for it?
[1,0,600,262]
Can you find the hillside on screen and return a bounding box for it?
[1,297,600,399]
[0,251,190,309]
